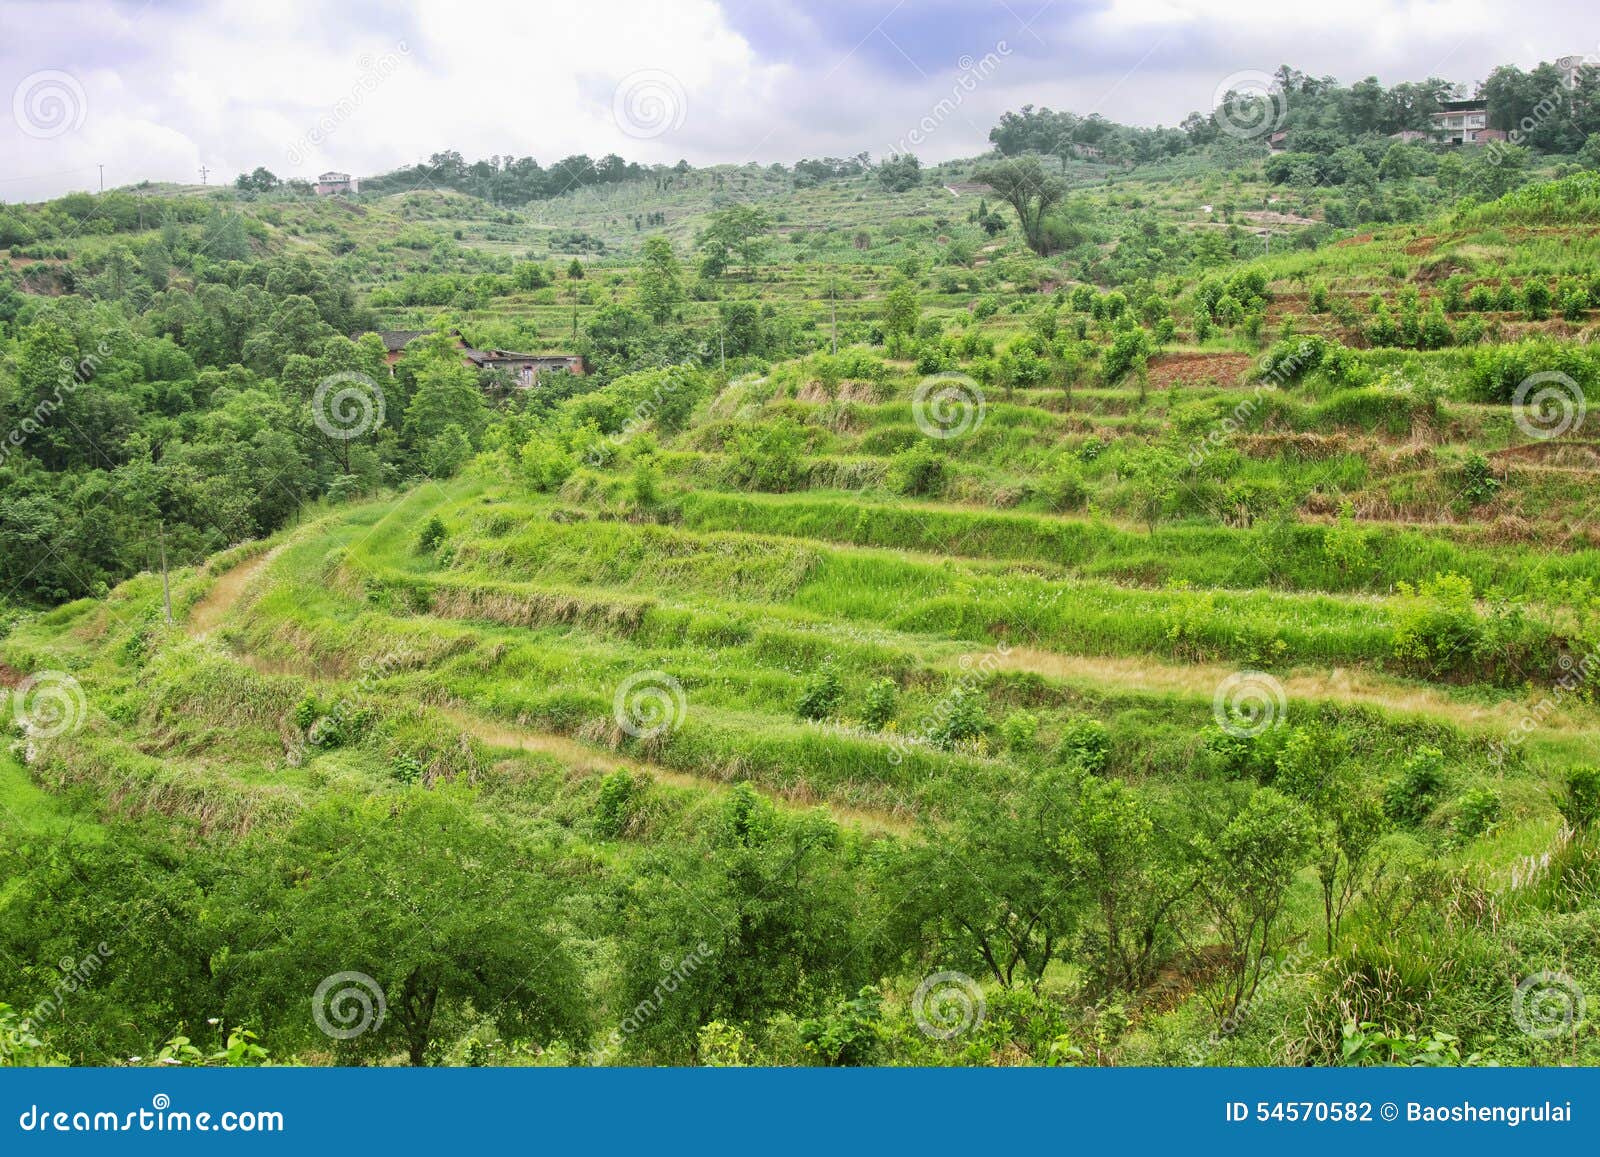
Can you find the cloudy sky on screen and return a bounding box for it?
[1,0,1595,202]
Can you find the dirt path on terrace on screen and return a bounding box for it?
[443,708,913,836]
[983,647,1598,739]
[190,534,912,835]
[186,548,284,637]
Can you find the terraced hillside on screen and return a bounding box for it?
[8,262,1600,1066]
[6,146,1600,1068]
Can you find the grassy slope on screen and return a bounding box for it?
[6,156,1600,1066]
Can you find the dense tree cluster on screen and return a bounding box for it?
[358,150,652,206]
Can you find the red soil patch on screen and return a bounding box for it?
[1146,351,1254,389]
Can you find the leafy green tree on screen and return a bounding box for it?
[877,152,922,192]
[1186,788,1315,1018]
[887,768,1084,988]
[1061,774,1189,993]
[697,204,772,279]
[403,358,487,456]
[973,157,1066,255]
[1125,446,1183,535]
[0,837,214,1063]
[882,279,920,356]
[215,794,590,1065]
[617,787,865,1059]
[636,235,684,322]
[1274,725,1387,952]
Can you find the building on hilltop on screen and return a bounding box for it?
[1555,55,1593,90]
[315,171,356,196]
[1428,101,1507,145]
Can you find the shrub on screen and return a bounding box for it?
[796,664,844,721]
[521,436,577,492]
[1054,716,1111,773]
[725,419,807,492]
[1522,280,1551,321]
[861,678,898,730]
[593,769,639,837]
[1457,453,1501,506]
[1038,459,1089,512]
[416,516,447,554]
[930,686,989,750]
[629,460,660,508]
[390,753,424,785]
[1452,786,1502,840]
[1384,745,1446,826]
[1558,766,1600,832]
[1000,711,1040,754]
[887,444,946,497]
[1465,343,1583,402]
[1101,327,1152,385]
[1391,573,1481,677]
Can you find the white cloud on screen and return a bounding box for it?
[1,0,1596,202]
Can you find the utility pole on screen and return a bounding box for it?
[158,521,173,626]
[198,164,210,186]
[830,276,838,355]
[97,163,104,192]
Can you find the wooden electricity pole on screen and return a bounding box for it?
[158,521,173,625]
[830,276,838,355]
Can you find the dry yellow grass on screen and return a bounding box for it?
[441,707,913,836]
[985,646,1600,738]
